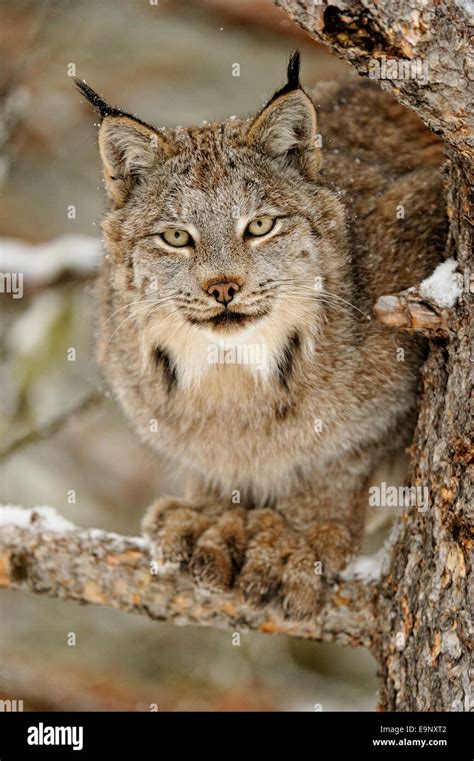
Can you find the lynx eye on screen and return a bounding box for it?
[246,216,275,238]
[161,228,192,248]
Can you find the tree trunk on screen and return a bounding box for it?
[376,156,472,711]
[275,0,472,711]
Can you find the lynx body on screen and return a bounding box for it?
[78,55,446,617]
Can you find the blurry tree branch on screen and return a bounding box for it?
[0,236,101,292]
[0,0,52,185]
[0,83,28,186]
[0,391,103,463]
[0,507,377,648]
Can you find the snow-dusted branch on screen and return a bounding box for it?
[0,506,378,648]
[0,235,101,290]
[374,260,463,337]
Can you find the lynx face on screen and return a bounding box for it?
[78,54,347,385]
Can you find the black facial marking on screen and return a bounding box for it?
[276,332,301,390]
[154,346,177,393]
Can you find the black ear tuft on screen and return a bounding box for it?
[73,79,123,120]
[287,50,301,89]
[74,79,155,132]
[247,49,319,176]
[267,50,302,105]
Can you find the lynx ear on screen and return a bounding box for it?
[98,116,173,204]
[246,52,320,178]
[75,79,173,205]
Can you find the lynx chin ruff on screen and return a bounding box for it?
[77,53,446,618]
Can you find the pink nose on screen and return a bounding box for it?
[207,281,240,305]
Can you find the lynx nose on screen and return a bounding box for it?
[207,281,240,305]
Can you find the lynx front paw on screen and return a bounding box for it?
[237,511,352,620]
[237,509,291,605]
[237,509,323,620]
[142,498,210,565]
[143,500,354,619]
[306,521,353,573]
[142,498,246,591]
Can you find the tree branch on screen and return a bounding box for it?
[374,292,450,337]
[374,258,464,337]
[275,0,473,171]
[0,391,104,463]
[0,506,378,648]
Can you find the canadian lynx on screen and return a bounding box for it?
[77,53,446,618]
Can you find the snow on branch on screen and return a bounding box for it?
[0,506,377,648]
[374,259,463,337]
[419,259,464,309]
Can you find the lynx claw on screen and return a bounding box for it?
[143,498,246,591]
[189,545,233,591]
[142,498,210,566]
[239,574,282,607]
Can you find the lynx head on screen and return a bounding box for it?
[76,53,347,386]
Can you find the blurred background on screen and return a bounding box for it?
[0,0,379,711]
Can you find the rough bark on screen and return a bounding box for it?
[275,0,473,170]
[376,156,473,712]
[275,0,473,712]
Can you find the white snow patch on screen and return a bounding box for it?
[129,535,149,549]
[150,559,180,577]
[341,549,385,581]
[419,258,463,308]
[0,505,75,533]
[456,0,474,19]
[0,508,150,549]
[84,527,147,548]
[0,235,102,285]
